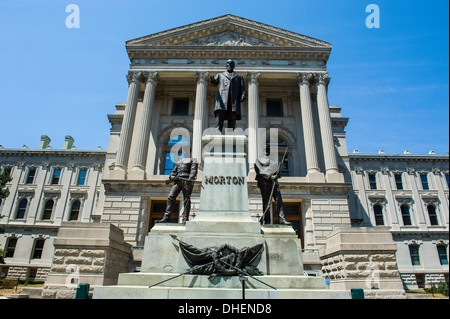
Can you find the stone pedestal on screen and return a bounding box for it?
[319,226,406,299]
[42,222,132,299]
[93,135,350,299]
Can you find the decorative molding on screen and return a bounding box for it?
[195,71,210,84]
[246,71,262,85]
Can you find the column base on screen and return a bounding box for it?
[109,166,127,180]
[325,171,345,183]
[128,166,146,180]
[307,171,325,183]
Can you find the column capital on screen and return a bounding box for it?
[195,71,210,85]
[297,72,314,86]
[142,71,159,85]
[246,71,262,85]
[314,72,331,86]
[126,70,144,84]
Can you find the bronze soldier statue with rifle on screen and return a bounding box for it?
[157,148,198,223]
[255,148,291,225]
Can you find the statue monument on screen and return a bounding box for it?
[211,59,246,132]
[157,149,198,223]
[255,150,291,225]
[93,61,350,299]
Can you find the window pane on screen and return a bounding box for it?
[401,205,412,226]
[420,174,429,190]
[16,199,27,219]
[266,99,283,117]
[409,245,420,265]
[69,200,81,221]
[437,246,448,265]
[26,168,36,184]
[32,240,45,259]
[5,238,17,258]
[172,98,189,115]
[368,173,377,190]
[52,169,61,185]
[427,205,439,226]
[374,205,384,226]
[280,154,289,177]
[42,200,54,220]
[77,169,87,186]
[395,174,403,190]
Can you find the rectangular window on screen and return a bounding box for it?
[77,169,87,186]
[368,173,377,190]
[373,205,384,226]
[266,98,283,117]
[394,174,403,190]
[5,238,18,258]
[172,97,189,116]
[437,246,448,265]
[420,174,429,190]
[26,167,36,184]
[32,239,45,259]
[51,169,61,185]
[445,175,449,188]
[409,245,421,266]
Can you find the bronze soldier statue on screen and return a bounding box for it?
[255,151,291,225]
[157,152,198,223]
[211,59,246,132]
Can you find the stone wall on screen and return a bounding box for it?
[319,226,406,298]
[41,222,131,299]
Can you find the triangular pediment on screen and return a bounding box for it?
[126,14,331,49]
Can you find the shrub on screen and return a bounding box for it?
[438,281,449,297]
[0,279,17,289]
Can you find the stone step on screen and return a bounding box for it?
[117,273,327,290]
[93,285,350,299]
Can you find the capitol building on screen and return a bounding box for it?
[0,15,448,298]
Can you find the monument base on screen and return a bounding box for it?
[93,222,350,299]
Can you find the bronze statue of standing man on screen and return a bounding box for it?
[211,59,246,132]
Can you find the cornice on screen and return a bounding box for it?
[349,153,449,163]
[0,149,106,159]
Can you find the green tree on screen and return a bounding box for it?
[0,171,12,264]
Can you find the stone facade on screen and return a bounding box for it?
[0,15,448,297]
[0,135,105,282]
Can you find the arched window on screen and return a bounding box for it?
[162,135,189,175]
[16,198,28,219]
[401,204,412,226]
[266,135,290,176]
[69,200,81,221]
[427,205,439,226]
[42,199,54,220]
[373,204,384,226]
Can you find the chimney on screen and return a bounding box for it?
[63,135,75,150]
[39,135,51,149]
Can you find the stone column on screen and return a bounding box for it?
[112,70,142,179]
[246,72,261,173]
[315,73,342,183]
[297,73,324,182]
[129,71,158,179]
[192,71,209,165]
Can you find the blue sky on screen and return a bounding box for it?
[0,0,448,154]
